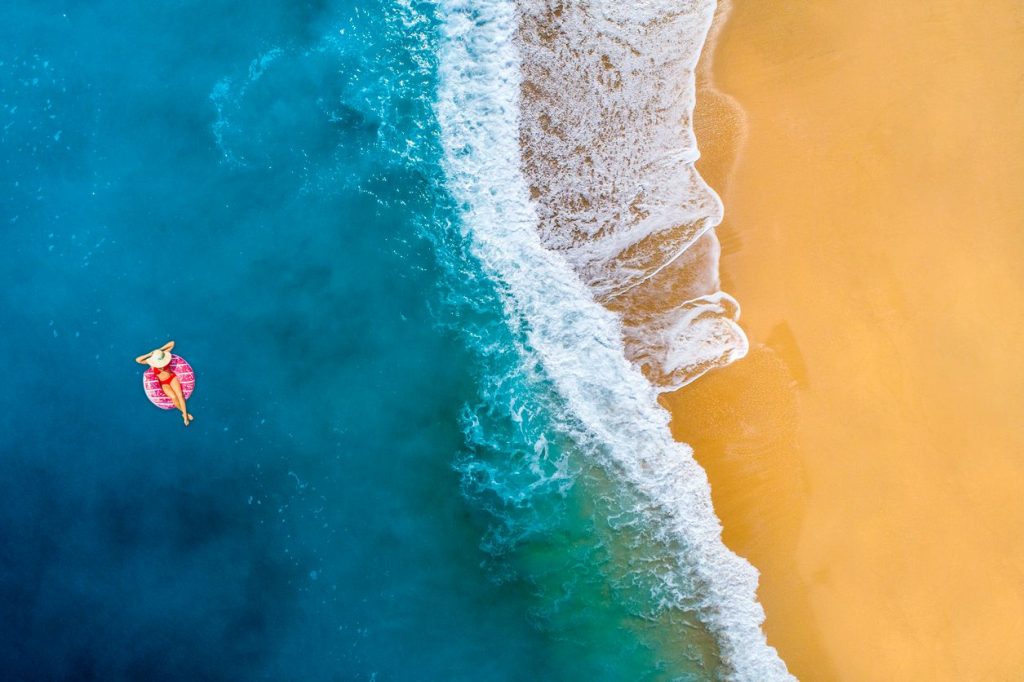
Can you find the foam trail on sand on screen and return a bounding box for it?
[516,0,748,390]
[434,1,793,679]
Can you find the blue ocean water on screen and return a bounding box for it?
[0,2,563,679]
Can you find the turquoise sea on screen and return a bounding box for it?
[0,1,791,680]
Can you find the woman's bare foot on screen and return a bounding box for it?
[182,412,190,426]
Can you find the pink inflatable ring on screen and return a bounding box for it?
[143,354,195,409]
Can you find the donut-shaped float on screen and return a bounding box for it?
[143,354,195,409]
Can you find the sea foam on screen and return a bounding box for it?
[516,0,747,390]
[435,0,792,679]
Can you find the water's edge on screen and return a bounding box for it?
[434,1,793,679]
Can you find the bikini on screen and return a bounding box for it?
[152,365,175,385]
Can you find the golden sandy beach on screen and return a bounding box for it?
[664,1,1024,679]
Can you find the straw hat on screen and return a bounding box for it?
[147,349,172,369]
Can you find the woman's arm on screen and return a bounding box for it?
[135,341,173,364]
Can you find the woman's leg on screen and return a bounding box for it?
[169,377,193,423]
[162,380,190,424]
[161,384,182,411]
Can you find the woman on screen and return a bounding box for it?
[135,340,194,426]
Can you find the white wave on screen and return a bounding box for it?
[514,0,748,390]
[614,227,749,390]
[434,0,793,679]
[516,0,719,295]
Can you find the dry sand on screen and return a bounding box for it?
[662,1,1024,679]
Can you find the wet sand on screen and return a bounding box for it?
[663,1,1024,679]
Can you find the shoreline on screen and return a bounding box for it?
[664,5,832,674]
[667,1,1024,679]
[440,1,792,677]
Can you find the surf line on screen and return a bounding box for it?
[434,0,793,679]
